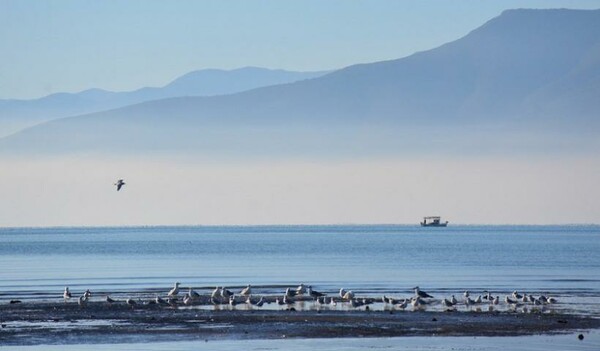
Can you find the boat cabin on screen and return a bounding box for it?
[420,216,448,227]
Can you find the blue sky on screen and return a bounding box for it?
[1,0,599,99]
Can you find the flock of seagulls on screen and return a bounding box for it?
[60,284,559,312]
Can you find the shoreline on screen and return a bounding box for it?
[1,301,599,346]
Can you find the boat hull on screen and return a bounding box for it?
[420,222,448,227]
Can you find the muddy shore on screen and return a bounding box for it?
[1,300,599,346]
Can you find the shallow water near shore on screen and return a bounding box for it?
[2,330,600,351]
[1,225,599,347]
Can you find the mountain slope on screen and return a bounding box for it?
[0,67,329,136]
[1,9,599,156]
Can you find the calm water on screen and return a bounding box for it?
[1,225,599,314]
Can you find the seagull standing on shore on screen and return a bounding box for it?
[126,298,137,309]
[308,286,325,298]
[114,179,126,191]
[342,290,355,300]
[106,295,115,304]
[397,299,408,309]
[240,285,252,296]
[211,287,222,299]
[168,282,180,297]
[189,287,200,300]
[221,287,233,299]
[296,284,307,295]
[78,295,87,308]
[414,286,434,298]
[63,287,72,301]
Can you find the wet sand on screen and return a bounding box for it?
[1,300,599,346]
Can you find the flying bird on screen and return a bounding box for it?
[114,179,126,191]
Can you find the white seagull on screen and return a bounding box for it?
[342,290,355,300]
[240,285,252,296]
[168,282,181,297]
[78,295,87,308]
[63,287,72,301]
[211,287,222,299]
[183,294,192,306]
[296,283,307,295]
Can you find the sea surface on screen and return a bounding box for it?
[1,225,599,349]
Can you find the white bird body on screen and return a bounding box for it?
[492,296,500,305]
[168,282,180,297]
[342,290,355,300]
[83,289,92,299]
[211,287,222,298]
[411,297,421,308]
[183,294,192,306]
[63,287,72,300]
[240,285,252,296]
[397,299,408,309]
[296,283,307,295]
[78,295,87,308]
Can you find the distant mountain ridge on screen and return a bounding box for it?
[0,67,330,136]
[1,8,599,156]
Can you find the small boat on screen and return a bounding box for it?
[420,216,448,227]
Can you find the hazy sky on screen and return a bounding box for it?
[1,155,599,227]
[1,0,599,99]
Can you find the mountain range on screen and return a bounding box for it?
[0,67,329,136]
[1,8,599,156]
